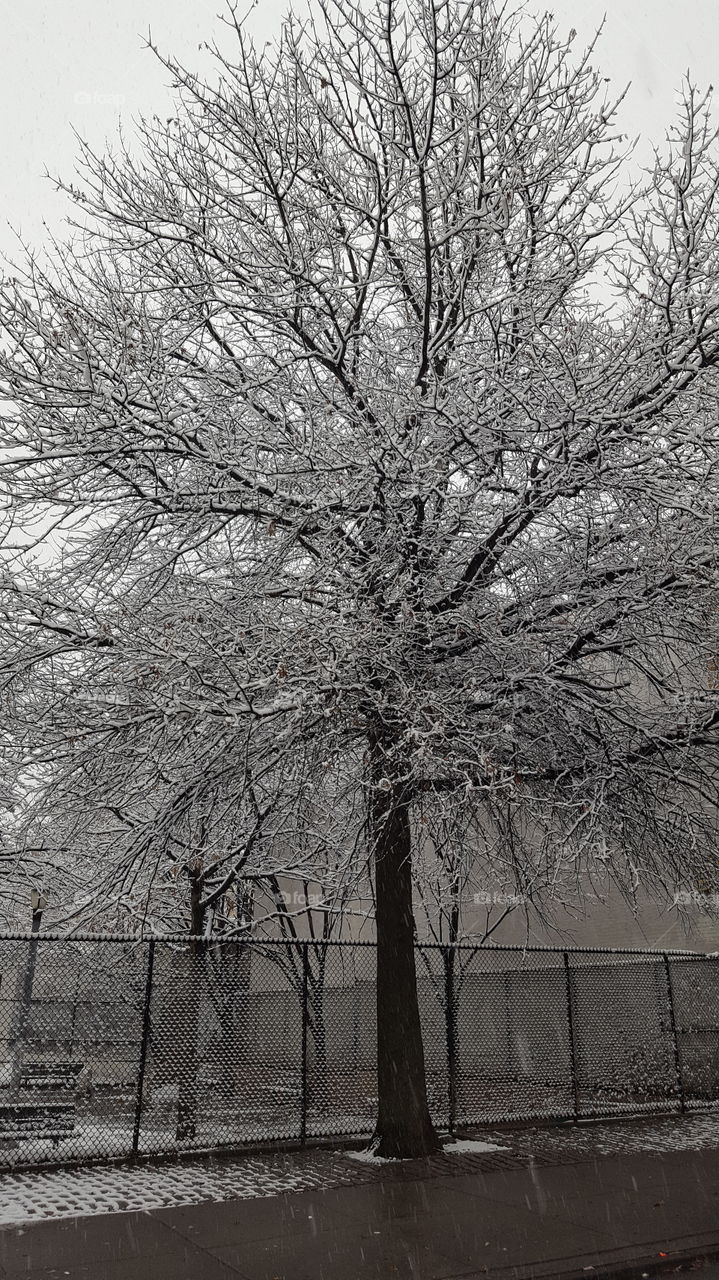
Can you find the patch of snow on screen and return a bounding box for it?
[345,1136,508,1161]
[497,1110,719,1160]
[345,1144,402,1164]
[0,1114,376,1170]
[443,1138,508,1153]
[0,1151,370,1227]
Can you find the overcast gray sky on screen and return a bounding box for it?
[0,0,718,263]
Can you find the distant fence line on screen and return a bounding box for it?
[0,935,717,1168]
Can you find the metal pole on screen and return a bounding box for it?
[444,948,457,1135]
[300,943,309,1145]
[563,951,580,1124]
[132,940,156,1156]
[663,953,685,1115]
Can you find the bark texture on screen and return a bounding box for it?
[372,772,440,1157]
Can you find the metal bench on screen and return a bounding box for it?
[18,1062,84,1091]
[0,1103,75,1145]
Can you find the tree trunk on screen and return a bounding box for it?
[371,761,440,1157]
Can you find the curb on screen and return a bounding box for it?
[516,1241,719,1279]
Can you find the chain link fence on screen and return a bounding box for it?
[0,936,717,1168]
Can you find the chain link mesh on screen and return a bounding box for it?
[305,944,376,1139]
[0,937,717,1169]
[566,953,679,1116]
[666,957,719,1108]
[449,949,574,1124]
[0,938,146,1165]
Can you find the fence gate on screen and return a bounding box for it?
[566,954,679,1116]
[665,957,719,1108]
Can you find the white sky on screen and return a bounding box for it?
[0,0,718,263]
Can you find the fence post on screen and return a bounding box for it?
[132,940,155,1156]
[663,953,685,1115]
[563,952,580,1124]
[300,942,309,1145]
[444,948,457,1135]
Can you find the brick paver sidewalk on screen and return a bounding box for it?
[2,1116,719,1277]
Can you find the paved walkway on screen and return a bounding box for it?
[2,1120,719,1278]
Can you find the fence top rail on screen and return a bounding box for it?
[0,932,711,957]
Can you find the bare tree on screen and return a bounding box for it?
[4,0,719,1155]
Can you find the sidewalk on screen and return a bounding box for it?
[2,1119,719,1278]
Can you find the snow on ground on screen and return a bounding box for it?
[514,1110,719,1159]
[347,1137,508,1164]
[0,1116,376,1169]
[1,1111,719,1228]
[345,1146,403,1164]
[0,1150,372,1227]
[443,1139,508,1154]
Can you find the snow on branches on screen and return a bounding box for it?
[2,0,719,928]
